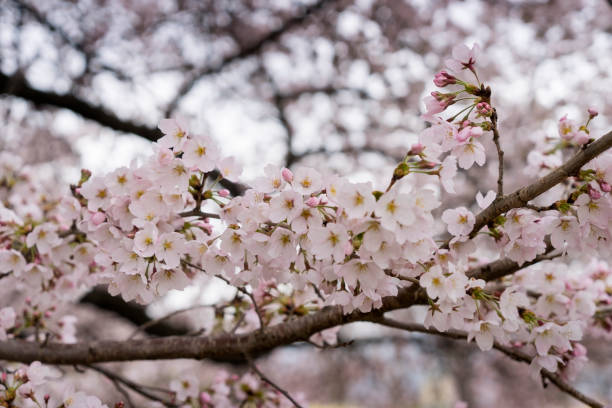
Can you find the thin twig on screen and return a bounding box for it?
[84,364,178,407]
[231,312,248,334]
[128,303,218,339]
[491,109,505,197]
[246,357,305,408]
[373,317,606,408]
[110,377,135,408]
[182,260,266,331]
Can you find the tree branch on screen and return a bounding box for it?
[0,247,556,365]
[0,72,162,141]
[372,317,606,408]
[247,358,304,408]
[164,0,338,116]
[84,364,178,407]
[491,108,505,196]
[80,287,191,337]
[0,73,248,196]
[441,130,612,250]
[468,129,612,240]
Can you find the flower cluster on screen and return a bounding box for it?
[0,361,109,407]
[0,43,611,406]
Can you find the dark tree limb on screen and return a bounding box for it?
[0,248,569,365]
[164,0,338,116]
[468,130,612,239]
[0,72,161,141]
[80,287,190,337]
[0,71,248,197]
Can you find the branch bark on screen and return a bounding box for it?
[0,72,248,196]
[0,248,562,365]
[0,72,161,141]
[468,129,612,239]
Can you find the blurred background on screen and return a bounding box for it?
[1,0,611,406]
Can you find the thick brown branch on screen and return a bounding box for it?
[80,287,191,337]
[0,285,426,365]
[0,244,578,365]
[0,72,162,141]
[0,72,248,197]
[468,129,612,239]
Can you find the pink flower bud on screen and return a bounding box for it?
[201,223,213,235]
[588,107,598,118]
[430,92,456,108]
[410,143,424,154]
[1,372,6,382]
[44,310,52,318]
[305,196,320,207]
[476,102,493,116]
[588,186,601,200]
[433,70,457,87]
[218,189,230,198]
[599,181,611,193]
[200,392,212,404]
[90,211,106,225]
[572,343,587,358]
[281,167,293,183]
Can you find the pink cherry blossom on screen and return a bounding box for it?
[442,207,475,237]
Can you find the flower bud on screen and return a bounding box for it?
[281,167,293,183]
[393,162,410,180]
[91,211,106,225]
[409,143,424,155]
[587,107,598,118]
[433,70,457,87]
[476,102,493,117]
[79,169,92,186]
[572,342,587,357]
[599,181,611,193]
[431,91,455,105]
[218,189,230,198]
[200,392,212,404]
[305,196,319,207]
[588,185,601,200]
